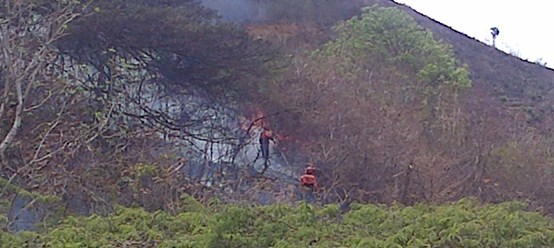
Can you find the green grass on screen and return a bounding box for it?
[1,197,554,247]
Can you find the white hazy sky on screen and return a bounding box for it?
[394,0,553,67]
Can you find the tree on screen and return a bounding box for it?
[0,0,83,167]
[0,0,276,214]
[55,0,274,144]
[51,0,279,193]
[262,6,472,203]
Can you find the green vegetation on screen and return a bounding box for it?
[3,0,554,244]
[2,198,553,247]
[321,6,470,85]
[265,5,474,201]
[313,6,470,121]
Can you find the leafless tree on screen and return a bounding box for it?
[0,0,83,168]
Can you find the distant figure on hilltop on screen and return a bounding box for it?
[490,27,500,47]
[259,127,275,173]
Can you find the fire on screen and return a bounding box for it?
[275,133,293,142]
[245,23,324,44]
[239,109,266,132]
[239,108,296,145]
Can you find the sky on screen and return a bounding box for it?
[393,0,553,68]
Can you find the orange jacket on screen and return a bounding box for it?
[259,130,274,144]
[300,174,318,189]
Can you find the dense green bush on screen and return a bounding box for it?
[1,198,553,247]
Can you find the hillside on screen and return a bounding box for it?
[2,0,554,238]
[381,0,554,207]
[394,1,554,124]
[240,0,554,212]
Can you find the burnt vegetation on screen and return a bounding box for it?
[2,0,554,243]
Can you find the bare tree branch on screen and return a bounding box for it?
[0,1,82,166]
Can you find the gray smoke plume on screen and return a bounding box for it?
[200,0,261,24]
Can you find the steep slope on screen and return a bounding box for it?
[388,1,554,128]
[241,1,554,212]
[383,2,554,210]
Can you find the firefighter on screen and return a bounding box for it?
[300,164,318,203]
[259,127,275,173]
[300,165,318,190]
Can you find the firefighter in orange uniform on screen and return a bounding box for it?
[299,164,319,203]
[259,127,275,173]
[300,166,318,190]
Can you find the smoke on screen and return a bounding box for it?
[199,0,367,26]
[200,0,260,24]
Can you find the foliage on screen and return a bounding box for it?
[1,0,275,218]
[0,0,84,163]
[317,5,471,110]
[262,5,473,204]
[1,198,554,247]
[3,0,554,240]
[58,0,271,99]
[486,134,554,210]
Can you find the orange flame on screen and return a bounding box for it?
[239,109,296,141]
[239,109,266,131]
